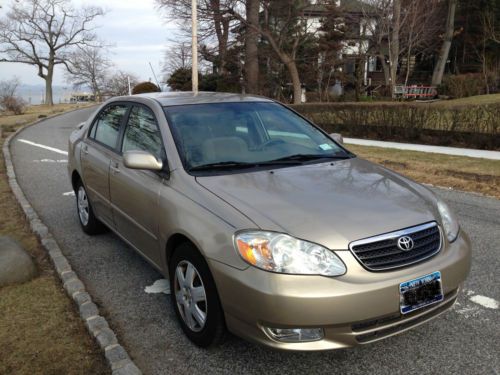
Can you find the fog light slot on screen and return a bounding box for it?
[266,327,324,343]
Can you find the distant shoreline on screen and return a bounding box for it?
[17,84,89,105]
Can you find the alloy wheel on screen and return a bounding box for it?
[77,186,89,226]
[174,260,208,332]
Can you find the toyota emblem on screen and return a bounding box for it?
[397,236,414,251]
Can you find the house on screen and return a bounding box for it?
[304,0,385,94]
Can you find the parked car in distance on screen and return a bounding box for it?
[68,92,471,350]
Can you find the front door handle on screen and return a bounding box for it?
[110,162,120,174]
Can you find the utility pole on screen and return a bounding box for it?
[192,0,198,93]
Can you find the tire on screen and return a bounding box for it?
[169,242,226,347]
[75,180,106,235]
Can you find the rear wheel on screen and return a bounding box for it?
[170,242,226,347]
[75,180,106,235]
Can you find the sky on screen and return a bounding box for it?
[0,0,178,87]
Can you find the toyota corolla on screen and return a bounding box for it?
[68,92,471,350]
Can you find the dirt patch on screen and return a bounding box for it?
[439,169,500,184]
[381,160,408,169]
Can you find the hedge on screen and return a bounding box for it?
[291,102,500,150]
[132,81,160,95]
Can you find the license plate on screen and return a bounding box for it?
[400,271,443,314]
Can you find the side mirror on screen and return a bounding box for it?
[123,150,163,171]
[330,133,344,145]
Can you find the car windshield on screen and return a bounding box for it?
[163,102,351,172]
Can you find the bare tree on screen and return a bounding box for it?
[401,0,441,86]
[244,0,259,94]
[229,1,317,104]
[156,0,236,75]
[66,43,111,101]
[104,70,139,97]
[0,77,26,114]
[0,0,104,105]
[0,77,21,99]
[162,40,192,78]
[481,6,500,44]
[472,5,500,94]
[361,0,394,89]
[432,0,457,86]
[363,0,442,92]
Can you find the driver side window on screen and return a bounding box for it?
[122,105,165,159]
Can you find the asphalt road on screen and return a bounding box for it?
[10,108,500,375]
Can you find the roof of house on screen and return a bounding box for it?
[305,0,377,16]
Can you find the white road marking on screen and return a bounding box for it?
[63,191,75,196]
[144,279,170,295]
[18,138,68,155]
[455,305,481,318]
[470,295,499,309]
[33,159,68,163]
[454,290,498,318]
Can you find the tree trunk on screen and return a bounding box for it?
[45,55,55,105]
[354,59,361,101]
[404,47,412,86]
[44,78,53,105]
[92,80,101,102]
[245,0,260,94]
[210,0,229,75]
[482,37,489,94]
[380,55,391,86]
[286,60,302,104]
[44,69,54,106]
[389,0,401,97]
[432,0,457,86]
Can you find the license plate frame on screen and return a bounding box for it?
[400,271,444,314]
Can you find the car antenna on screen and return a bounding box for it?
[149,62,162,92]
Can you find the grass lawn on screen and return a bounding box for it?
[430,93,500,107]
[348,144,500,199]
[0,103,109,375]
[0,103,93,136]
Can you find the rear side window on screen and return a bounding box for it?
[91,104,128,149]
[122,106,164,159]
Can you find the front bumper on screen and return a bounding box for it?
[209,230,471,351]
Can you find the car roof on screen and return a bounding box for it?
[124,91,274,106]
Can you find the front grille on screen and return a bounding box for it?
[349,222,441,271]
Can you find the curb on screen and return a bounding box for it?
[2,109,142,375]
[344,137,500,160]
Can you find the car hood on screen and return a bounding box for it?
[195,158,439,249]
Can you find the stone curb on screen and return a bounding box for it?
[2,109,142,375]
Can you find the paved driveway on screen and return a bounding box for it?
[10,108,500,375]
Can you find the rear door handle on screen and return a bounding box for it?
[82,145,88,155]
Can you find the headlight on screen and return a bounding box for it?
[437,200,459,242]
[234,231,346,276]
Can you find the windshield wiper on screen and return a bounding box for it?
[189,161,257,171]
[265,153,351,163]
[189,158,304,172]
[189,154,351,172]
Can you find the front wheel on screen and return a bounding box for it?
[170,242,226,347]
[75,180,106,235]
